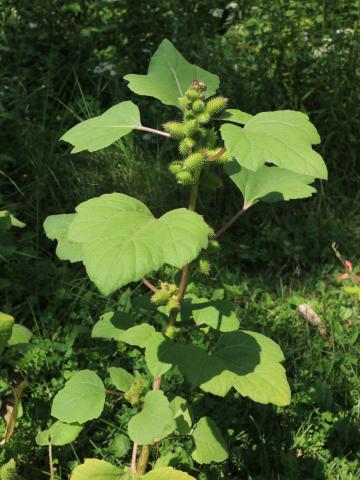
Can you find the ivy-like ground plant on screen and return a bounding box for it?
[43,39,327,479]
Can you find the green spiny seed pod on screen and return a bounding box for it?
[192,99,205,113]
[160,282,177,295]
[151,289,171,306]
[206,96,229,116]
[199,258,211,276]
[183,152,204,172]
[208,240,221,252]
[167,297,180,313]
[186,88,200,101]
[178,96,192,109]
[208,227,216,239]
[165,324,182,339]
[179,137,195,156]
[201,170,222,191]
[203,129,217,148]
[124,378,147,406]
[163,121,186,139]
[183,119,199,136]
[197,112,211,125]
[176,170,194,185]
[183,109,196,121]
[169,161,183,175]
[0,459,17,480]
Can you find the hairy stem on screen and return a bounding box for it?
[137,445,150,475]
[206,147,226,162]
[135,126,171,138]
[105,389,124,397]
[49,443,54,480]
[215,205,249,239]
[142,278,158,292]
[136,178,200,473]
[131,442,138,477]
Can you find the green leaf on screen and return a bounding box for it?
[0,312,14,355]
[119,324,155,348]
[107,433,131,458]
[142,467,196,480]
[61,101,142,153]
[219,109,253,125]
[170,396,192,435]
[7,324,32,346]
[52,370,106,424]
[160,330,291,406]
[10,215,26,228]
[145,332,173,376]
[108,367,134,392]
[0,211,12,231]
[225,161,317,207]
[43,214,82,263]
[192,416,228,464]
[92,311,135,341]
[35,421,83,446]
[184,296,240,332]
[67,193,210,295]
[124,39,219,108]
[70,459,122,480]
[128,390,176,445]
[220,110,327,179]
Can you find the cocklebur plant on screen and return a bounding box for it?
[43,39,327,479]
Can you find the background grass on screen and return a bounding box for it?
[0,0,359,479]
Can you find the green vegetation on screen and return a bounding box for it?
[0,1,359,479]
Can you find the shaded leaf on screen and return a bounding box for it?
[219,108,252,125]
[159,330,291,406]
[128,390,176,445]
[184,296,240,332]
[0,312,14,355]
[92,311,135,341]
[170,396,192,435]
[145,332,173,376]
[124,39,219,108]
[225,161,317,207]
[8,324,32,346]
[52,370,106,424]
[220,110,327,179]
[61,101,141,153]
[192,416,228,464]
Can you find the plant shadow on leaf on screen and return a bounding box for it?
[181,297,238,331]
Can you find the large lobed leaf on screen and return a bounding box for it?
[44,193,210,296]
[225,161,317,207]
[124,39,219,108]
[159,330,291,406]
[221,110,327,179]
[61,101,142,153]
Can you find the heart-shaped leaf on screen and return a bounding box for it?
[220,110,327,179]
[70,459,122,480]
[61,101,142,153]
[124,39,219,108]
[192,416,228,464]
[36,421,83,446]
[128,390,176,445]
[225,161,317,207]
[65,193,210,295]
[52,370,106,424]
[43,214,82,263]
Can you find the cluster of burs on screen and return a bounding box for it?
[164,80,230,185]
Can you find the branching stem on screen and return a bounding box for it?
[135,126,171,138]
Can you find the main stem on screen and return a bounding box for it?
[48,443,54,480]
[136,179,200,475]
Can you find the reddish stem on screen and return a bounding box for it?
[135,126,171,138]
[142,278,158,293]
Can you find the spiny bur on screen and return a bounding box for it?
[176,170,194,185]
[163,121,186,139]
[169,161,183,175]
[185,88,200,101]
[165,324,182,340]
[199,258,211,276]
[0,459,17,480]
[166,297,180,313]
[208,240,221,252]
[124,378,148,407]
[183,152,204,172]
[206,96,228,116]
[192,99,205,113]
[151,289,171,306]
[179,137,195,156]
[197,112,211,125]
[183,119,199,136]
